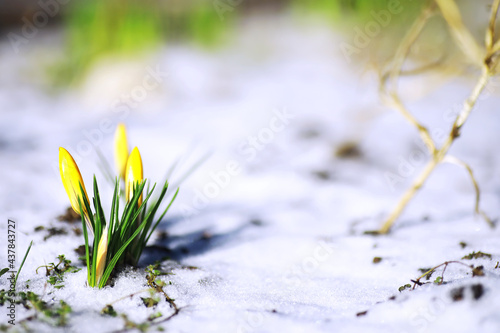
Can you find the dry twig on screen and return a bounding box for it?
[378,0,500,233]
[409,261,473,289]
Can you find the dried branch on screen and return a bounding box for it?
[409,261,473,290]
[443,155,494,227]
[377,0,499,234]
[434,0,484,65]
[487,0,500,51]
[380,2,437,153]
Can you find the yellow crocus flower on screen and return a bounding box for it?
[95,226,108,286]
[114,123,129,180]
[59,147,93,234]
[125,147,143,205]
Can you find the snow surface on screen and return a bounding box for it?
[1,15,500,333]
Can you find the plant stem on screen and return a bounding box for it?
[380,66,492,234]
[14,241,33,288]
[380,159,438,234]
[411,260,472,289]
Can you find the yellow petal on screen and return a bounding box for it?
[59,148,91,223]
[114,123,129,180]
[95,227,108,286]
[125,147,143,205]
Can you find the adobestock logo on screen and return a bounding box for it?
[52,65,167,176]
[7,0,71,53]
[179,107,295,219]
[383,75,500,192]
[236,311,268,333]
[281,241,335,288]
[110,65,168,113]
[339,0,404,64]
[213,0,244,21]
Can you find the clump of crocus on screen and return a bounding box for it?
[59,129,178,288]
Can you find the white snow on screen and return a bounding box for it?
[1,14,500,333]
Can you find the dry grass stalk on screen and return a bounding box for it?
[434,0,484,65]
[378,0,500,234]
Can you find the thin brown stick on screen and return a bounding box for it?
[487,0,500,73]
[486,0,500,51]
[380,3,437,153]
[379,65,493,234]
[104,288,153,308]
[443,155,494,227]
[410,260,472,290]
[434,0,484,65]
[110,307,183,333]
[390,56,447,78]
[490,39,500,57]
[377,0,499,234]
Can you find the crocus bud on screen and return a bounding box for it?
[114,123,129,180]
[125,147,143,205]
[59,147,93,234]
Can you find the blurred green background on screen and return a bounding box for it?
[0,0,432,86]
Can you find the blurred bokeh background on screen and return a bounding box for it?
[1,0,493,91]
[0,0,431,88]
[0,0,496,217]
[3,3,500,332]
